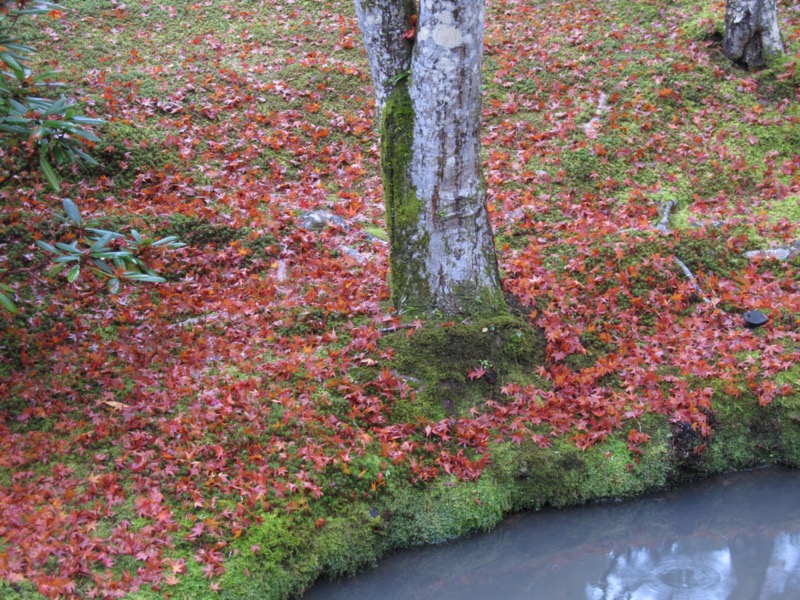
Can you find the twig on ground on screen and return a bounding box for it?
[379,323,418,334]
[2,261,50,275]
[673,257,709,303]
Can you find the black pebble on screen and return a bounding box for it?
[743,310,768,328]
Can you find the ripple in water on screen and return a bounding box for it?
[588,543,734,599]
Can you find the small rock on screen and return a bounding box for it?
[743,310,768,328]
[341,246,365,263]
[745,248,793,261]
[299,210,348,231]
[505,207,528,223]
[274,260,288,282]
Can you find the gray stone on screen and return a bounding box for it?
[299,210,348,231]
[745,247,795,261]
[341,246,365,263]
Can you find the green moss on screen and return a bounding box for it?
[704,365,800,468]
[380,81,428,310]
[239,231,280,265]
[559,147,605,183]
[368,422,674,550]
[99,122,179,189]
[211,504,391,599]
[671,230,757,278]
[96,324,120,341]
[388,316,547,422]
[218,513,318,600]
[0,579,46,599]
[84,212,156,234]
[563,329,617,371]
[363,225,388,242]
[672,203,691,230]
[313,504,391,578]
[259,62,368,119]
[580,224,759,288]
[757,56,800,99]
[0,222,36,271]
[489,421,672,512]
[698,398,782,476]
[775,363,800,393]
[157,214,243,247]
[382,474,512,546]
[775,374,800,467]
[776,365,800,450]
[373,378,800,552]
[680,3,724,42]
[669,370,800,479]
[766,195,800,224]
[729,121,800,173]
[132,552,223,600]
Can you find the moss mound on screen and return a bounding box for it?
[387,315,547,422]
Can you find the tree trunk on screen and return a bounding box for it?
[353,0,416,122]
[723,0,785,70]
[356,0,504,315]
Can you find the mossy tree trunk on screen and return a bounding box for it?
[355,0,505,316]
[723,0,785,69]
[354,0,417,122]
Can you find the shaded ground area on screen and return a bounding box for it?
[0,0,799,598]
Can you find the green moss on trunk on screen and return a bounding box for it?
[380,81,432,311]
[379,82,505,317]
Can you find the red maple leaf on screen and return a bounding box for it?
[467,366,486,381]
[402,13,418,41]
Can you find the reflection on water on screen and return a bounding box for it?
[761,533,800,599]
[587,542,735,599]
[304,469,800,599]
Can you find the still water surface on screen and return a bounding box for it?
[305,468,800,599]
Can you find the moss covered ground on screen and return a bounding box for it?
[0,0,799,598]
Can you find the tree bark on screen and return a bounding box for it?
[356,0,504,315]
[353,0,416,122]
[723,0,785,70]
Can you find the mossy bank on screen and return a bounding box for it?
[123,317,800,600]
